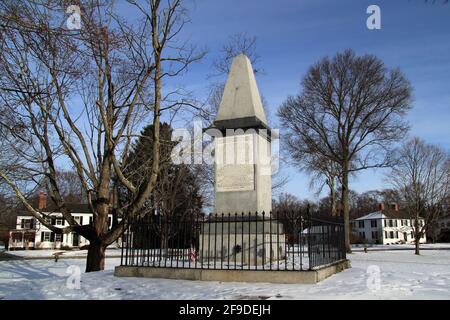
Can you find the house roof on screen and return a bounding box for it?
[354,211,385,221]
[354,208,418,221]
[20,203,92,216]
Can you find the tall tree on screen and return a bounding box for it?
[121,123,203,251]
[0,0,204,271]
[278,49,412,252]
[389,137,450,255]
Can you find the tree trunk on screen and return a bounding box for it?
[414,218,420,255]
[415,237,420,255]
[342,162,352,253]
[86,240,106,272]
[329,176,337,217]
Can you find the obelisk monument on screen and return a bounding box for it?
[212,54,272,215]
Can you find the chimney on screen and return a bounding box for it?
[391,203,399,211]
[379,203,385,211]
[38,192,46,210]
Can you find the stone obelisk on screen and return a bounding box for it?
[212,54,272,215]
[200,54,283,267]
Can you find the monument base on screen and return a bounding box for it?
[199,218,285,266]
[114,259,351,284]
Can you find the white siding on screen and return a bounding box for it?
[10,213,114,249]
[352,217,426,245]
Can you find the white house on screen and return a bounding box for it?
[8,193,115,250]
[351,203,426,245]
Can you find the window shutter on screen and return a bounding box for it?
[51,217,56,225]
[41,232,44,242]
[50,232,55,242]
[80,216,83,225]
[21,220,24,228]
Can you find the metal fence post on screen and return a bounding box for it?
[307,205,312,270]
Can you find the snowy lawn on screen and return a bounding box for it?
[352,243,450,251]
[5,248,122,259]
[0,248,450,300]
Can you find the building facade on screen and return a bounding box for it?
[351,204,426,245]
[8,199,115,250]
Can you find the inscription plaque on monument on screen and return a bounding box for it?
[216,163,254,192]
[215,133,255,192]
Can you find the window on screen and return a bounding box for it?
[359,232,365,238]
[394,220,398,227]
[89,216,93,224]
[55,234,62,242]
[400,220,404,226]
[74,216,84,225]
[384,220,386,227]
[405,220,409,226]
[56,218,63,226]
[358,221,364,228]
[385,231,389,238]
[20,219,34,229]
[390,231,394,238]
[395,232,399,238]
[371,220,377,228]
[388,220,393,227]
[372,231,379,239]
[41,232,51,242]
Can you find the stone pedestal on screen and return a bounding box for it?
[199,217,285,267]
[202,54,284,267]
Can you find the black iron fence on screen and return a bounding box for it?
[120,209,346,271]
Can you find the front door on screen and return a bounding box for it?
[73,234,79,247]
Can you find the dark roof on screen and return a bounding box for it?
[382,208,414,219]
[20,203,92,216]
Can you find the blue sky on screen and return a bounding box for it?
[128,0,450,200]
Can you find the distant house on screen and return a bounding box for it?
[8,192,115,250]
[351,203,426,245]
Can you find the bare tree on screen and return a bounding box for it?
[209,32,261,78]
[272,193,315,245]
[0,0,204,271]
[389,137,450,255]
[121,122,203,251]
[278,49,412,252]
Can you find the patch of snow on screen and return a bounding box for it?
[1,245,450,299]
[5,248,122,259]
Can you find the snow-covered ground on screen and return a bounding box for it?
[1,247,450,300]
[4,248,122,259]
[352,243,450,250]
